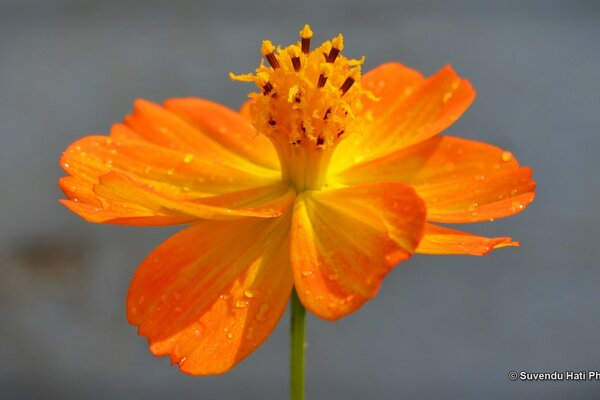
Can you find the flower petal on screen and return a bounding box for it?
[126,216,293,375]
[334,136,536,223]
[164,98,279,169]
[331,65,475,173]
[290,182,426,321]
[60,135,293,225]
[124,99,278,170]
[416,223,518,256]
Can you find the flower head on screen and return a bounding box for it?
[59,25,535,375]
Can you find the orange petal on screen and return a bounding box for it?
[240,98,255,123]
[127,215,293,375]
[334,136,536,223]
[290,182,426,321]
[60,135,293,225]
[124,99,278,170]
[331,65,475,173]
[164,98,279,169]
[416,223,518,256]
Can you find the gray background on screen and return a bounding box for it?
[1,0,599,399]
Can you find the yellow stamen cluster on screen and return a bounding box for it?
[231,25,369,191]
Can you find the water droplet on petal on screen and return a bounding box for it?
[246,327,255,340]
[301,270,313,277]
[501,151,513,162]
[235,300,249,309]
[244,290,257,298]
[442,92,453,103]
[227,332,234,339]
[193,328,201,336]
[255,303,271,322]
[353,154,365,164]
[183,153,194,163]
[511,201,524,211]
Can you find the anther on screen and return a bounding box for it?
[317,64,333,88]
[316,136,325,145]
[262,81,273,95]
[339,77,355,95]
[287,46,302,72]
[326,34,344,63]
[268,119,277,126]
[340,68,360,95]
[299,25,313,55]
[261,40,280,69]
[323,108,331,120]
[317,74,328,88]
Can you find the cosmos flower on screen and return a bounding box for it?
[59,25,535,375]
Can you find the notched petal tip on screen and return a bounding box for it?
[416,223,522,256]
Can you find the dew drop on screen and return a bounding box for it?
[220,294,231,300]
[353,154,365,164]
[501,151,513,162]
[193,328,201,336]
[227,332,234,339]
[244,290,257,298]
[301,270,313,277]
[511,201,524,211]
[183,153,194,164]
[255,303,271,322]
[235,300,249,309]
[442,92,453,103]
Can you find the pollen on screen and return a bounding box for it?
[230,25,371,191]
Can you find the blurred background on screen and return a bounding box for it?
[1,0,599,398]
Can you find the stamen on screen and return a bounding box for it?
[323,108,331,120]
[316,136,325,145]
[339,77,355,95]
[299,25,313,54]
[262,81,273,95]
[340,69,360,95]
[287,46,302,72]
[317,64,333,88]
[317,75,327,88]
[261,40,280,69]
[326,34,344,63]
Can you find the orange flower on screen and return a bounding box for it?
[59,25,535,375]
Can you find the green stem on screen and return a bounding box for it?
[290,288,306,400]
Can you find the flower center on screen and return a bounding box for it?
[231,25,370,191]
